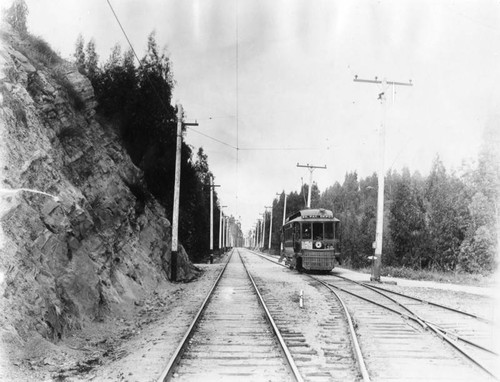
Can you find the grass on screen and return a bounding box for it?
[350,265,496,287]
[10,31,86,111]
[21,34,62,68]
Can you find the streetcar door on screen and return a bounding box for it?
[293,222,301,252]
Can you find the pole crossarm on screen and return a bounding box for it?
[296,163,327,170]
[354,78,413,86]
[296,163,326,208]
[354,77,413,87]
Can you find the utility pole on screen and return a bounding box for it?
[265,206,272,251]
[219,205,226,254]
[354,75,412,282]
[226,216,230,250]
[209,177,220,263]
[276,192,287,252]
[260,212,266,249]
[297,163,326,208]
[171,104,198,281]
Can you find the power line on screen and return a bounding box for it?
[239,147,320,151]
[105,0,243,151]
[106,0,169,112]
[105,1,328,164]
[189,127,237,149]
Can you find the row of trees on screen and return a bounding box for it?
[260,147,498,274]
[74,34,241,261]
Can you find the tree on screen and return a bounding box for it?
[425,157,469,271]
[390,169,428,268]
[458,193,496,273]
[85,38,99,83]
[5,0,28,36]
[74,34,86,74]
[458,118,499,273]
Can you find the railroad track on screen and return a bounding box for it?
[239,248,368,382]
[249,249,498,381]
[157,249,301,381]
[352,278,499,379]
[158,248,369,381]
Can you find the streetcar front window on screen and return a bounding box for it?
[313,222,324,240]
[301,222,311,239]
[324,222,334,239]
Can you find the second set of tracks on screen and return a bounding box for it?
[157,248,498,381]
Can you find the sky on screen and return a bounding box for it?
[22,0,500,232]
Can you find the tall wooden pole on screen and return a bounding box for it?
[210,176,213,256]
[209,178,220,263]
[171,105,183,281]
[265,205,272,250]
[219,205,226,253]
[354,75,412,281]
[297,163,326,208]
[171,105,198,281]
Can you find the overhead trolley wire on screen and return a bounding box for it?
[105,0,238,150]
[105,0,326,156]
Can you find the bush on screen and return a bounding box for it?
[24,34,62,67]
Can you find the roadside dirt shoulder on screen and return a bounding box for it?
[2,262,223,382]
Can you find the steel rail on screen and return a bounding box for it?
[246,249,371,382]
[248,249,499,381]
[361,281,493,323]
[421,318,498,355]
[238,249,304,382]
[332,274,498,355]
[424,321,499,381]
[324,275,499,380]
[312,278,371,382]
[156,250,234,382]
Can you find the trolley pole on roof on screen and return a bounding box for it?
[265,206,272,251]
[209,177,220,263]
[354,75,413,282]
[297,163,326,208]
[171,105,199,281]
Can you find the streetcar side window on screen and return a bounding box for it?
[293,222,300,239]
[313,222,324,240]
[301,222,311,239]
[324,222,334,239]
[284,224,292,242]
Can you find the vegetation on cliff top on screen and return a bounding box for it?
[73,32,229,262]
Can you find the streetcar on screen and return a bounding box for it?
[281,208,340,272]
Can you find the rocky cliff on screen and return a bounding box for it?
[0,24,200,357]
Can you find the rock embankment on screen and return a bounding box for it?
[0,24,199,364]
